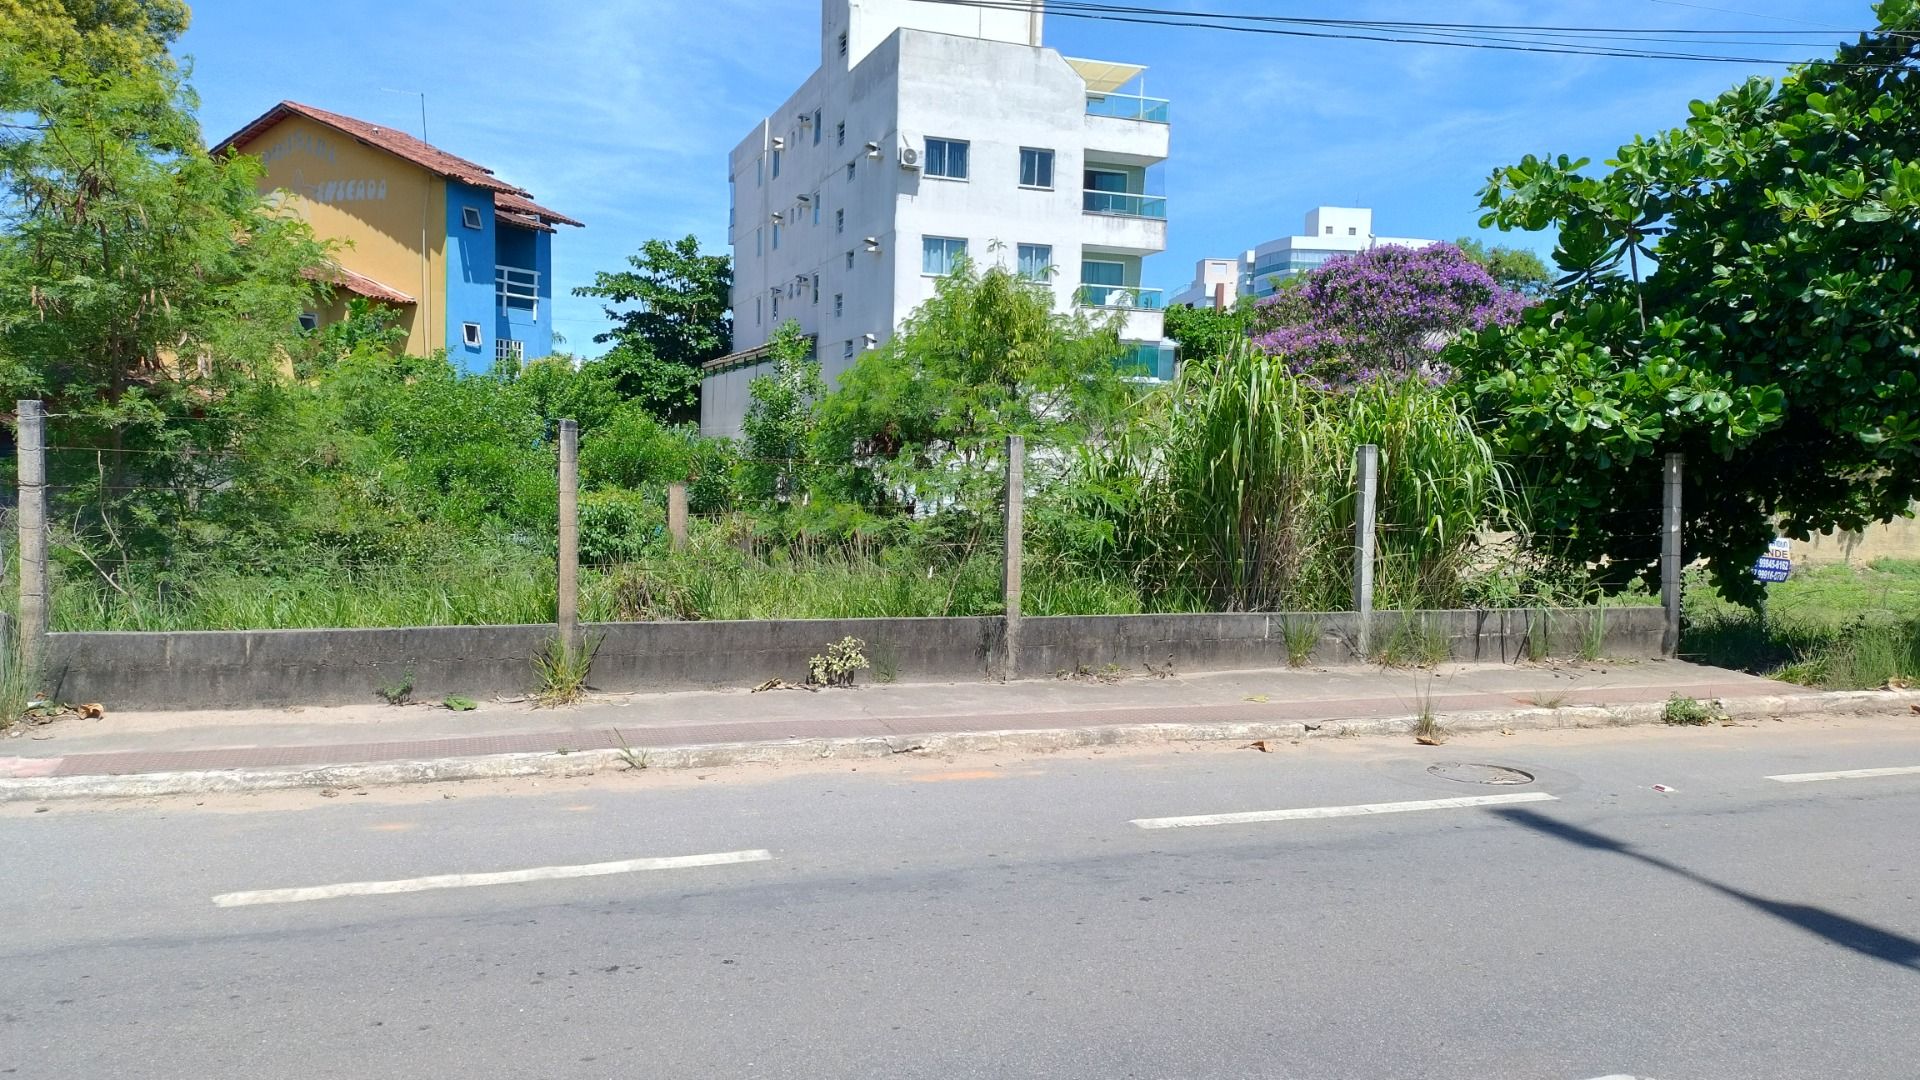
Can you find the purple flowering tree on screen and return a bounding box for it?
[1249,243,1528,387]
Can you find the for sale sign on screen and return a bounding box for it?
[1754,537,1792,583]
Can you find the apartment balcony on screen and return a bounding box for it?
[1079,192,1167,255]
[1075,283,1163,310]
[1077,283,1164,340]
[1085,92,1169,124]
[1082,91,1169,164]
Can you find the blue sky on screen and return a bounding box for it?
[178,0,1869,355]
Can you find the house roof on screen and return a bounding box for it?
[215,102,581,228]
[301,264,415,305]
[495,191,584,231]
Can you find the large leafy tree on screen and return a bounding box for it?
[1453,237,1553,298]
[1453,1,1920,604]
[813,256,1128,510]
[1,0,328,581]
[1249,243,1527,387]
[1163,298,1253,362]
[573,235,732,423]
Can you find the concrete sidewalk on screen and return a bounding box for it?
[0,659,1822,785]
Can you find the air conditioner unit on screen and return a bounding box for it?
[771,136,786,150]
[795,193,812,204]
[862,333,878,348]
[864,140,882,159]
[863,237,881,252]
[897,145,920,170]
[798,113,813,127]
[771,212,784,224]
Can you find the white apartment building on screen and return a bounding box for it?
[1168,207,1435,308]
[700,0,1174,438]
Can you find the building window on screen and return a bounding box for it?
[1349,227,1358,235]
[495,338,524,365]
[461,205,484,230]
[756,227,763,256]
[846,250,855,270]
[837,30,848,57]
[755,296,762,325]
[846,160,856,182]
[924,137,969,180]
[297,311,320,332]
[1325,225,1334,234]
[922,235,966,275]
[772,223,781,250]
[1017,244,1052,281]
[756,159,763,186]
[843,339,854,359]
[834,293,844,317]
[813,195,822,225]
[835,208,845,234]
[812,274,821,304]
[771,148,781,179]
[461,322,483,348]
[496,265,540,318]
[1019,148,1054,189]
[771,292,780,319]
[813,109,823,145]
[836,121,846,146]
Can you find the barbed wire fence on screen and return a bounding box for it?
[8,400,1688,675]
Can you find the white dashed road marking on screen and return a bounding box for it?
[1765,765,1920,784]
[213,849,774,907]
[1130,791,1557,830]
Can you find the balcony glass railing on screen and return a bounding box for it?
[1082,190,1168,219]
[1085,92,1171,124]
[1076,284,1164,310]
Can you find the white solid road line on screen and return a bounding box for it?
[1765,765,1920,784]
[1130,791,1557,830]
[212,849,774,907]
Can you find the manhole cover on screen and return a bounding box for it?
[1427,762,1535,786]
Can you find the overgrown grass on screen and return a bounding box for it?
[1682,561,1920,689]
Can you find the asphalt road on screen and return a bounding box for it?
[3,716,1917,1080]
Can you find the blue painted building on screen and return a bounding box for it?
[217,101,583,371]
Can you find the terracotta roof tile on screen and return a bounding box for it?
[494,191,584,228]
[216,101,523,195]
[302,264,415,305]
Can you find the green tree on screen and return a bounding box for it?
[814,256,1127,509]
[741,320,823,505]
[1,0,327,582]
[1163,299,1253,362]
[1452,1,1920,604]
[573,235,732,423]
[1453,237,1553,297]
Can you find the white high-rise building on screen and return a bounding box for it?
[701,0,1174,438]
[1168,207,1435,309]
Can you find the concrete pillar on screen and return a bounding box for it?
[557,419,579,656]
[668,482,689,552]
[1662,452,1683,657]
[1003,434,1024,681]
[1352,443,1378,658]
[15,400,46,681]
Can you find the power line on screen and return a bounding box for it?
[919,0,1909,67]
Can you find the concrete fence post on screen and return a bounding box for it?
[668,482,689,552]
[1352,443,1379,658]
[1661,452,1684,657]
[1002,434,1024,681]
[16,400,47,683]
[557,419,579,657]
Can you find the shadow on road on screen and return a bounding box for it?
[1493,807,1920,972]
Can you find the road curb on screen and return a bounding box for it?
[5,688,1916,803]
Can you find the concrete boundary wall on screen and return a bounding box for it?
[44,607,1664,710]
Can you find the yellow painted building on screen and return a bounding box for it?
[216,101,580,367]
